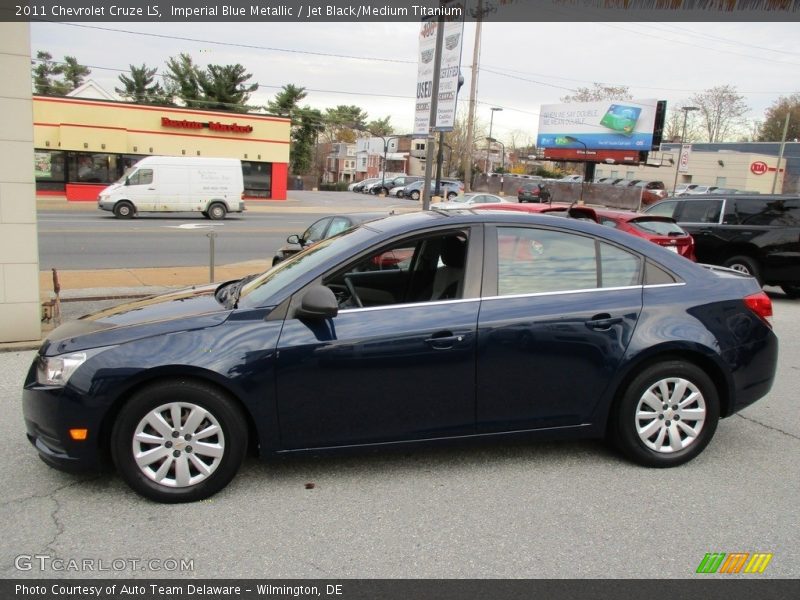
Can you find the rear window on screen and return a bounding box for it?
[630,219,686,236]
[676,199,722,223]
[722,197,800,226]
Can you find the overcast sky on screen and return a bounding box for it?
[30,20,800,144]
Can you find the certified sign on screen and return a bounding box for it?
[750,161,769,175]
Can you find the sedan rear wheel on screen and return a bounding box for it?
[112,380,247,502]
[611,361,719,467]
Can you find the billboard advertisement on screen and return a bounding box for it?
[413,13,465,135]
[537,99,661,152]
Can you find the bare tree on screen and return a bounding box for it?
[663,105,704,143]
[690,85,750,143]
[560,83,632,103]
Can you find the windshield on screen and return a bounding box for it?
[237,225,379,308]
[115,166,138,184]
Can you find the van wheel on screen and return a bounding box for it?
[113,201,135,219]
[722,255,761,285]
[208,203,227,220]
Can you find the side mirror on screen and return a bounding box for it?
[296,285,338,320]
[287,234,301,245]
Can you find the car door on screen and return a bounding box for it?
[476,224,643,431]
[124,167,158,211]
[673,198,725,263]
[274,226,483,449]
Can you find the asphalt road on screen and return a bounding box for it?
[1,294,798,579]
[37,192,419,269]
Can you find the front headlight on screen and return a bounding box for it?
[36,353,89,387]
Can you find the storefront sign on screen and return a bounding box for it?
[161,117,253,134]
[750,161,768,175]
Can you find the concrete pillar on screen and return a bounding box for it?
[0,22,40,342]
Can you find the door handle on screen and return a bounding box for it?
[424,331,464,350]
[147,187,156,190]
[585,314,623,331]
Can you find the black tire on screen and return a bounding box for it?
[111,380,248,503]
[610,361,719,468]
[722,255,761,284]
[447,192,457,200]
[113,201,135,219]
[410,190,421,201]
[781,284,800,298]
[397,191,404,198]
[208,203,227,220]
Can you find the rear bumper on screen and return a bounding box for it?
[726,330,779,416]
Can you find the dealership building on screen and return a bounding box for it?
[32,95,291,201]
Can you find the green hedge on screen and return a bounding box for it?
[318,182,351,191]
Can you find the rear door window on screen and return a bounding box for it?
[676,199,722,223]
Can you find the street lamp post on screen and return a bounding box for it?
[378,136,398,195]
[487,107,502,173]
[564,135,588,205]
[486,137,505,194]
[672,106,699,194]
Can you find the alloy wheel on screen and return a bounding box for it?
[634,377,706,453]
[132,402,225,488]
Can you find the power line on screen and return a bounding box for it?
[37,21,418,65]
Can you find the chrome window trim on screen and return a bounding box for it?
[481,284,643,302]
[339,297,481,314]
[337,283,686,313]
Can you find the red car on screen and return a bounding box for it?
[593,208,696,260]
[470,203,696,260]
[471,201,599,222]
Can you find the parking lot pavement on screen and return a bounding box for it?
[2,296,798,579]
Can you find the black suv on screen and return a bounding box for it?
[645,194,800,296]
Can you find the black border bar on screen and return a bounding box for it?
[5,579,800,600]
[2,0,800,22]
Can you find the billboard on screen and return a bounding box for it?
[537,99,662,152]
[413,12,465,135]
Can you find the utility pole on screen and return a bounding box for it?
[771,112,790,194]
[463,0,486,193]
[421,16,445,211]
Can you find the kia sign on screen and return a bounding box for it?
[678,144,691,173]
[750,161,769,175]
[537,99,662,152]
[413,10,465,135]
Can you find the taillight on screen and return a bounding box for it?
[744,292,773,328]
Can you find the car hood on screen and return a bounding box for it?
[40,284,233,356]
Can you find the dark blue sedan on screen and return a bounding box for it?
[23,211,778,502]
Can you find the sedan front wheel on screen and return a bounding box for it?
[610,361,719,467]
[111,380,247,503]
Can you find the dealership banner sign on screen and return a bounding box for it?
[537,99,660,151]
[413,11,465,135]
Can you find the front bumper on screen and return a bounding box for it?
[22,364,107,472]
[98,200,113,212]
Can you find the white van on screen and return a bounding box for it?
[98,156,245,219]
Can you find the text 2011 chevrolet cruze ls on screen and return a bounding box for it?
[23,211,778,502]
